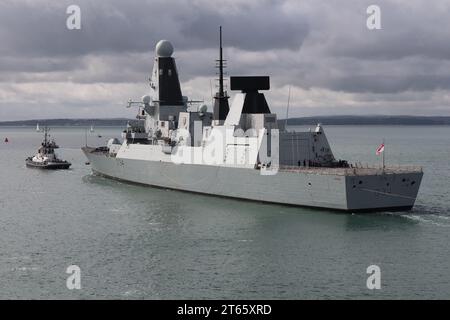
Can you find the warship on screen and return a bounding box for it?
[82,29,423,212]
[26,127,71,169]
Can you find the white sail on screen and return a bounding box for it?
[36,123,40,132]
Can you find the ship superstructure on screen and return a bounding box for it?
[82,30,423,212]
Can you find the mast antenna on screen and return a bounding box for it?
[44,126,49,145]
[285,86,292,129]
[219,26,225,99]
[213,26,230,121]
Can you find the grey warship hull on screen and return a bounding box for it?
[83,147,422,212]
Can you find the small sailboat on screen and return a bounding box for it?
[4,137,8,143]
[36,123,40,132]
[90,124,95,133]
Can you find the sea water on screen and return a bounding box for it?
[0,125,449,299]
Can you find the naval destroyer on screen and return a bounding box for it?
[82,29,423,212]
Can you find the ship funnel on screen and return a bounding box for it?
[230,76,271,114]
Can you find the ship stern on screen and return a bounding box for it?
[344,169,423,212]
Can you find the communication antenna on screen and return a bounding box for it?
[210,78,214,108]
[43,126,49,145]
[285,85,292,129]
[218,26,225,99]
[213,26,230,121]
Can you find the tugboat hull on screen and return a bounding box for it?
[82,147,422,212]
[25,158,71,170]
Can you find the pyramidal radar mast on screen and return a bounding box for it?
[213,26,230,122]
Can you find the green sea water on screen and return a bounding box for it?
[0,125,449,299]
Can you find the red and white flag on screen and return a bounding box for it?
[376,143,385,155]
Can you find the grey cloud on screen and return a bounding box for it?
[0,0,307,58]
[326,1,450,61]
[326,75,450,94]
[1,0,450,120]
[179,4,308,51]
[0,56,85,73]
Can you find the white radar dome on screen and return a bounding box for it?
[142,95,151,105]
[155,40,174,57]
[199,104,208,113]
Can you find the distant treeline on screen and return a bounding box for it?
[1,116,450,126]
[282,115,450,125]
[0,118,131,127]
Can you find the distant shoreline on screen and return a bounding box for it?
[282,115,450,125]
[0,118,131,127]
[1,115,450,126]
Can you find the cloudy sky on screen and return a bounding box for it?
[1,0,450,120]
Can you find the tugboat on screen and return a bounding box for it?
[26,127,71,169]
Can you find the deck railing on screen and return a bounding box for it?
[278,164,423,175]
